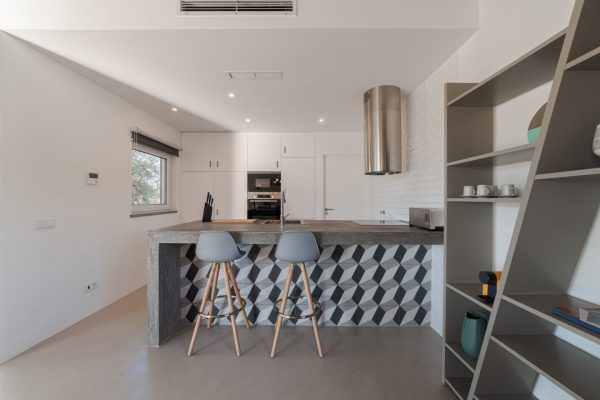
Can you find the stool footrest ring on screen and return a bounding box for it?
[274,296,322,320]
[198,295,247,320]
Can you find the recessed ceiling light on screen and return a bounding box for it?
[228,93,235,98]
[245,118,251,123]
[171,107,178,112]
[318,117,325,123]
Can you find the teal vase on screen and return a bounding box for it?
[460,312,488,359]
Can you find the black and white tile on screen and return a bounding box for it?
[179,244,432,327]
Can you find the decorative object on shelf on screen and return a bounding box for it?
[593,124,600,157]
[488,185,500,197]
[552,306,600,334]
[500,184,518,198]
[202,192,214,222]
[527,103,546,144]
[477,271,502,304]
[460,311,488,359]
[579,307,600,327]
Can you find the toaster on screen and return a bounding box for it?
[409,208,444,231]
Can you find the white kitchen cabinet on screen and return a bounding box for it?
[281,158,315,219]
[247,132,281,172]
[180,172,214,222]
[213,172,247,219]
[214,132,247,172]
[181,132,214,172]
[281,132,315,158]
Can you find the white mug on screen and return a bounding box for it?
[463,185,476,196]
[501,184,518,197]
[476,185,491,197]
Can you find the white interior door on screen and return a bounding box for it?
[324,155,368,220]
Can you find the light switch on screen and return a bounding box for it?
[87,172,99,185]
[34,218,56,230]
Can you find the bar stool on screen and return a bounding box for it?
[187,231,250,357]
[271,231,324,358]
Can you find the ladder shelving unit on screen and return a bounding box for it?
[443,1,600,398]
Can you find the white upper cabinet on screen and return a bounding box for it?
[181,132,214,172]
[213,171,247,219]
[281,158,315,219]
[247,132,281,171]
[180,172,214,222]
[214,132,247,172]
[281,132,315,158]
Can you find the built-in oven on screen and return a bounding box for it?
[247,172,281,220]
[247,192,281,220]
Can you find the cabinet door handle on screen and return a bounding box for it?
[276,161,279,168]
[209,161,212,168]
[284,146,287,154]
[216,160,219,168]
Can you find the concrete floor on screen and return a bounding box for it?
[0,288,454,400]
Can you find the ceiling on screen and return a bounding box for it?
[4,0,479,132]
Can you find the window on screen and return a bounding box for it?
[131,131,179,215]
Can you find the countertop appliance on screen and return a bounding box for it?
[247,172,281,220]
[409,208,444,231]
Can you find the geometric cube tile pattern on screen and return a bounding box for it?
[179,244,432,327]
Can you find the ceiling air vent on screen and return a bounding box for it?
[226,70,283,80]
[179,0,297,15]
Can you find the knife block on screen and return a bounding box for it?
[202,203,213,222]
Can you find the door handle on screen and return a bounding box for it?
[324,208,334,216]
[284,146,287,154]
[276,160,279,168]
[216,160,219,168]
[324,208,335,211]
[209,161,212,168]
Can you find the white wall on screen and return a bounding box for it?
[367,0,575,340]
[0,33,181,363]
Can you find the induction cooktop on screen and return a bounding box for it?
[352,220,409,226]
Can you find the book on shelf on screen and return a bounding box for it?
[552,306,600,334]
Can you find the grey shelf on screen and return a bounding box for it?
[447,283,493,312]
[447,197,522,203]
[491,334,600,400]
[535,167,600,180]
[446,342,478,372]
[447,31,565,107]
[566,45,600,70]
[446,377,472,400]
[503,294,600,345]
[447,144,536,167]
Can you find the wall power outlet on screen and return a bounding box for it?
[84,281,99,293]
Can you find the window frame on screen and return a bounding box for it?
[131,143,173,215]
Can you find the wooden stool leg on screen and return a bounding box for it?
[300,263,324,358]
[207,264,220,328]
[271,263,295,358]
[225,262,251,330]
[187,263,217,356]
[223,265,242,357]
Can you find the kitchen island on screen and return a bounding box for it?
[147,220,443,346]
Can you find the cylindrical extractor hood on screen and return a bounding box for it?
[364,85,402,175]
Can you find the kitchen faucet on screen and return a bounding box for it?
[280,191,289,229]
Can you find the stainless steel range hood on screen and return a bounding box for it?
[364,85,402,175]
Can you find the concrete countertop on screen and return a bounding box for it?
[149,220,444,245]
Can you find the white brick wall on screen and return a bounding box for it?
[368,53,459,221]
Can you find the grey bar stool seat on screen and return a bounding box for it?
[187,231,250,357]
[271,231,324,358]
